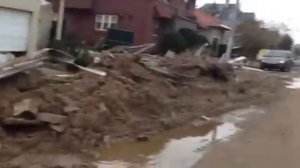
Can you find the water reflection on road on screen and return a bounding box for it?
[96,122,239,168]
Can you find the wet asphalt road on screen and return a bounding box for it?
[194,70,300,168]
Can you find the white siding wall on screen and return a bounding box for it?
[199,29,223,44]
[1,0,40,55]
[0,8,31,52]
[174,18,197,31]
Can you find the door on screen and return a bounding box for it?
[0,7,31,52]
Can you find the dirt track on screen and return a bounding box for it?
[194,85,300,168]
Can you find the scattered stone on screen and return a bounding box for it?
[63,106,80,114]
[37,113,67,124]
[56,94,77,106]
[50,124,66,133]
[164,50,176,58]
[207,98,213,102]
[98,103,109,114]
[103,135,111,148]
[238,88,246,94]
[201,115,211,121]
[13,99,39,118]
[192,120,205,127]
[2,118,43,126]
[136,135,149,142]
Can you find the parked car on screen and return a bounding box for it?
[260,50,294,72]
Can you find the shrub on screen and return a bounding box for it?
[158,32,187,54]
[74,49,93,67]
[179,28,208,48]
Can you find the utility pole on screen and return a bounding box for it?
[55,0,66,40]
[225,0,240,61]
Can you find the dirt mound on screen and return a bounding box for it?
[0,53,281,168]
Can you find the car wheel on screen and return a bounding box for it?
[286,67,292,72]
[282,67,291,72]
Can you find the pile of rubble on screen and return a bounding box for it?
[0,50,279,167]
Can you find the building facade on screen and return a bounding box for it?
[49,0,197,45]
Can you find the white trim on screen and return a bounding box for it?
[95,14,118,31]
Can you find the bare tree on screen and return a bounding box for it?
[277,34,294,50]
[293,44,300,56]
[237,21,281,59]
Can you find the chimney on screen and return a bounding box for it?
[186,0,196,11]
[226,0,230,5]
[237,0,240,9]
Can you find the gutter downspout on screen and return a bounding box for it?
[55,0,65,40]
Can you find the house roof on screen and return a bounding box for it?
[194,9,230,30]
[201,3,255,27]
[201,3,236,14]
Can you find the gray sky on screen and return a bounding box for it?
[197,0,300,43]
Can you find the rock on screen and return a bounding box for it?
[63,106,80,114]
[14,72,42,92]
[0,144,22,159]
[50,124,66,133]
[37,113,67,124]
[98,103,109,114]
[207,98,213,102]
[164,50,176,58]
[69,114,89,129]
[238,87,246,94]
[70,113,103,131]
[103,135,111,148]
[13,99,39,118]
[56,94,76,106]
[136,135,149,142]
[201,115,211,121]
[71,128,84,138]
[192,120,205,127]
[2,118,43,126]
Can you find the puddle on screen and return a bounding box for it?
[221,106,265,123]
[286,78,300,89]
[95,107,263,168]
[95,122,239,168]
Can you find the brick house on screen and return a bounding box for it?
[49,0,197,45]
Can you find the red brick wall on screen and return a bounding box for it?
[93,0,155,45]
[51,0,155,45]
[51,0,193,45]
[64,9,106,45]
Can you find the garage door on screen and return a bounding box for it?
[0,7,31,52]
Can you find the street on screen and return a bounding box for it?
[194,71,300,168]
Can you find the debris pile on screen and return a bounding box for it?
[0,51,280,167]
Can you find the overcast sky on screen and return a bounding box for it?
[196,0,300,43]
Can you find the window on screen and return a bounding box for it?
[95,15,118,31]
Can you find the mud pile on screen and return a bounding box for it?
[0,53,280,167]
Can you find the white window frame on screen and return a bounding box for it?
[95,14,118,31]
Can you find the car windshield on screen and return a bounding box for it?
[264,51,290,58]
